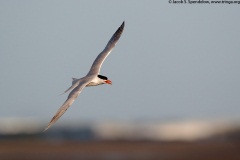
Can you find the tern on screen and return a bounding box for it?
[44,21,125,131]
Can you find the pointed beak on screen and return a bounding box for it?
[105,79,112,85]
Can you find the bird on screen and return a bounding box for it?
[43,21,125,131]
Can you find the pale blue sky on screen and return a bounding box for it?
[1,1,240,124]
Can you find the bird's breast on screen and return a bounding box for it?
[86,82,103,87]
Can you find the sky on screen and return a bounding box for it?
[1,1,240,125]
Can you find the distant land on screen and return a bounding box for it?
[0,118,240,141]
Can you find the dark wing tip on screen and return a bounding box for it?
[117,21,125,35]
[103,21,125,50]
[109,21,125,44]
[114,21,125,38]
[121,21,125,27]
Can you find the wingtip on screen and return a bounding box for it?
[121,21,125,27]
[116,21,124,35]
[43,122,53,132]
[42,126,49,132]
[43,120,54,132]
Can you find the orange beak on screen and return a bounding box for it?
[105,79,112,85]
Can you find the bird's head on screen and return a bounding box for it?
[98,75,112,85]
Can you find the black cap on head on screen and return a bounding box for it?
[98,75,108,80]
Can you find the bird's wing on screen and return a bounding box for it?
[87,21,125,76]
[44,80,89,131]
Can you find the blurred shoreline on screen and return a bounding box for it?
[1,118,240,160]
[0,118,240,141]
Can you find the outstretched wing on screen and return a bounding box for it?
[87,21,125,76]
[44,80,89,131]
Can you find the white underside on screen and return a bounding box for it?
[73,76,104,87]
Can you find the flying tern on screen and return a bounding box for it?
[44,21,125,131]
